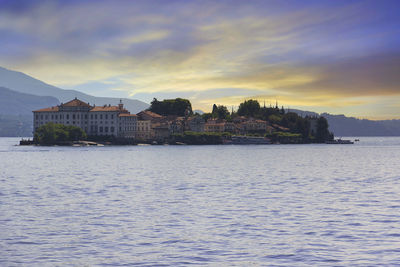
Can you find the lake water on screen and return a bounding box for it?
[1,137,400,266]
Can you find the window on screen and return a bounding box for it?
[111,127,114,132]
[51,115,54,119]
[100,114,103,119]
[105,114,108,119]
[90,114,93,119]
[95,114,97,119]
[67,114,69,119]
[111,114,114,119]
[85,114,88,119]
[41,115,43,119]
[45,115,48,120]
[99,127,103,132]
[105,127,108,133]
[36,115,39,119]
[73,114,76,119]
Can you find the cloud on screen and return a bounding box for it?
[0,0,399,118]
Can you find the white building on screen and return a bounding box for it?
[33,98,137,138]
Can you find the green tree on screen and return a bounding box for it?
[148,98,193,116]
[212,104,218,117]
[201,113,213,121]
[67,125,87,141]
[237,99,260,117]
[268,114,282,124]
[34,122,56,145]
[211,104,230,120]
[315,117,333,142]
[34,123,87,145]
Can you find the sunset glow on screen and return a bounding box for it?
[1,0,399,119]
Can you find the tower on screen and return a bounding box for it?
[118,99,124,110]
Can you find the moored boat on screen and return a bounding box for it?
[224,136,271,145]
[325,138,354,144]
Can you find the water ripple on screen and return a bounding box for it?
[1,137,400,265]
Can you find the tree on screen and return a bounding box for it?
[315,117,333,142]
[268,114,282,124]
[34,123,87,145]
[34,122,56,145]
[148,98,193,116]
[212,104,230,120]
[67,125,87,141]
[201,113,213,121]
[237,99,260,117]
[212,104,218,117]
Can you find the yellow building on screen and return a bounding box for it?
[136,120,151,141]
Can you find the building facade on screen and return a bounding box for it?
[33,98,137,138]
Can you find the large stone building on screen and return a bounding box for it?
[33,98,137,138]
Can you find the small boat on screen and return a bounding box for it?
[325,138,354,144]
[224,136,271,145]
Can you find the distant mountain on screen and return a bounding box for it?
[193,109,204,115]
[0,114,32,137]
[0,66,149,113]
[0,87,59,115]
[290,109,400,136]
[321,113,400,136]
[289,109,319,118]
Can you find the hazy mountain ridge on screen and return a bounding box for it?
[0,66,149,136]
[321,113,400,136]
[0,66,149,114]
[289,109,400,136]
[0,87,60,115]
[0,114,32,137]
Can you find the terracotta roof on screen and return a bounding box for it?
[137,110,163,118]
[33,106,59,112]
[118,113,137,117]
[90,106,127,112]
[61,98,91,107]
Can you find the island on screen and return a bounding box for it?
[28,97,334,146]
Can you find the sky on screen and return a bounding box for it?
[0,0,399,119]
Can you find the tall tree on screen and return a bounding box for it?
[315,117,333,142]
[212,104,218,116]
[211,104,230,120]
[237,99,260,117]
[148,98,193,116]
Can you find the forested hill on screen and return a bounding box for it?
[322,113,400,136]
[289,109,400,136]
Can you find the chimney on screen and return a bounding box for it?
[118,99,123,110]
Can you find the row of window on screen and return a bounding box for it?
[91,114,115,120]
[35,113,117,120]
